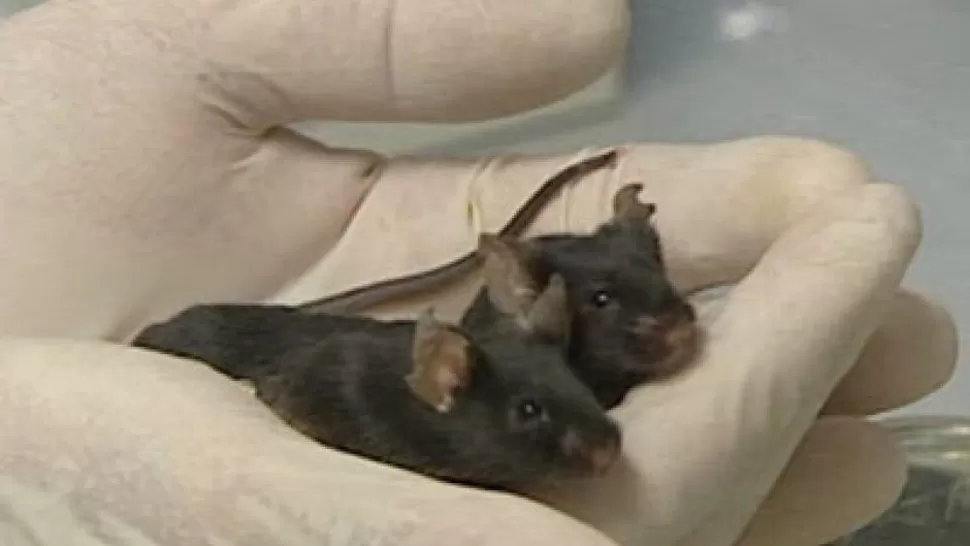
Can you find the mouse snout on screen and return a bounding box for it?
[635,300,696,334]
[631,301,701,376]
[560,424,622,475]
[588,436,621,475]
[663,304,699,352]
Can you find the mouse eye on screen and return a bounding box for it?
[591,290,612,307]
[515,399,547,423]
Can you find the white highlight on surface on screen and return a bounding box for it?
[719,2,789,41]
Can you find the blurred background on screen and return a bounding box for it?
[2,0,967,417]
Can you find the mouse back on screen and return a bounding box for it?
[246,289,620,491]
[130,303,387,380]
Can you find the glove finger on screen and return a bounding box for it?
[536,183,920,546]
[691,286,958,417]
[195,0,628,128]
[688,417,906,546]
[6,0,627,129]
[0,338,619,546]
[278,136,868,315]
[327,136,872,295]
[822,288,957,416]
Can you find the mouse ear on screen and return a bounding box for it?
[612,184,668,267]
[407,308,475,413]
[477,233,539,317]
[523,274,571,341]
[613,183,657,221]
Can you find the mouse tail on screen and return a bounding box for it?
[296,149,619,315]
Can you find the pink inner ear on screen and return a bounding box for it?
[434,365,460,396]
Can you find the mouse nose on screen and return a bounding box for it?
[633,300,700,360]
[589,433,621,475]
[562,425,622,475]
[665,311,698,349]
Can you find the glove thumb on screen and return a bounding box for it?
[198,0,629,129]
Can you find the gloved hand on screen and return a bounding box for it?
[0,1,957,545]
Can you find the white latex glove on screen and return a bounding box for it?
[0,1,958,545]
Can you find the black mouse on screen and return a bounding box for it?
[294,182,700,410]
[464,184,700,409]
[131,269,622,492]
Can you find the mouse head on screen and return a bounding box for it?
[406,289,622,486]
[467,184,700,408]
[555,184,700,391]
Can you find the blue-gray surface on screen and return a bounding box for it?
[1,0,967,415]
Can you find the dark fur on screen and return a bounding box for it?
[131,302,621,492]
[296,184,699,410]
[464,209,698,410]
